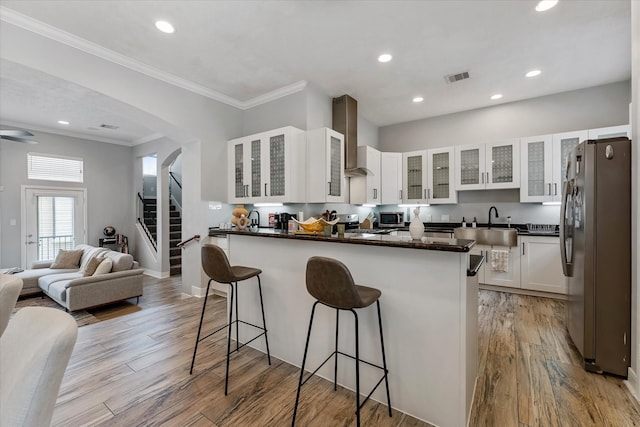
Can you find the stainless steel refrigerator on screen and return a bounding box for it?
[560,137,631,377]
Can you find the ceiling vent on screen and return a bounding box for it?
[444,71,470,84]
[99,124,119,130]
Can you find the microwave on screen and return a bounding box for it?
[379,212,404,228]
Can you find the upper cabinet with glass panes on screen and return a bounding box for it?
[426,147,456,204]
[227,126,306,204]
[455,139,520,191]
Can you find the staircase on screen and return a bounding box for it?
[169,200,182,276]
[140,197,182,276]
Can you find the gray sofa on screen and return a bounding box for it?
[15,244,144,312]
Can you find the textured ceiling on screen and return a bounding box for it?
[0,0,632,143]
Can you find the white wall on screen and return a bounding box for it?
[379,80,631,152]
[628,0,640,401]
[0,129,134,268]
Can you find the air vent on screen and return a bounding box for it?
[444,71,470,84]
[99,124,119,130]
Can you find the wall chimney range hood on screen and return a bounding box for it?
[332,94,370,176]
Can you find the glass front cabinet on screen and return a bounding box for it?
[455,139,520,191]
[426,147,456,204]
[228,126,306,204]
[402,150,428,204]
[306,127,346,203]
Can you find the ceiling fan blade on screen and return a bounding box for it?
[0,135,39,144]
[0,129,35,137]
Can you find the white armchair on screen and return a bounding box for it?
[0,307,78,426]
[0,274,23,336]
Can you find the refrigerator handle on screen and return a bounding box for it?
[560,179,572,277]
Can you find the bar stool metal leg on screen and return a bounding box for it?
[334,309,339,391]
[190,278,213,374]
[291,301,319,427]
[256,276,271,365]
[377,300,392,416]
[225,282,235,395]
[351,308,361,427]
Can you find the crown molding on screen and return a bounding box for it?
[1,119,137,146]
[0,7,308,110]
[241,80,308,109]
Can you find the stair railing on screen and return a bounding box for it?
[176,234,200,249]
[169,171,182,211]
[137,192,157,250]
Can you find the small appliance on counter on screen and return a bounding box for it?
[379,212,404,228]
[274,213,297,231]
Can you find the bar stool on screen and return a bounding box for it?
[190,244,271,395]
[292,256,391,427]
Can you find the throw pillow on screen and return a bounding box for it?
[50,249,83,269]
[93,258,113,275]
[83,256,105,277]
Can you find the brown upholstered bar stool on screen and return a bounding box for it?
[190,244,271,395]
[292,256,391,427]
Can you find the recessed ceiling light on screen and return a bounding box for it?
[526,69,542,78]
[57,120,69,125]
[378,53,392,63]
[155,20,175,34]
[535,0,558,12]
[413,96,424,103]
[490,94,503,100]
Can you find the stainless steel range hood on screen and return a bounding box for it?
[332,94,370,176]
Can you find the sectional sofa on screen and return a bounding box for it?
[14,244,144,312]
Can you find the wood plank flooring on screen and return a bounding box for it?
[46,275,640,426]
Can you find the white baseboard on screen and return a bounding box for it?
[144,269,170,279]
[479,284,568,300]
[625,367,640,403]
[191,285,227,298]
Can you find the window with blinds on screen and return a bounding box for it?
[27,153,84,183]
[37,196,75,259]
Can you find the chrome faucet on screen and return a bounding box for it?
[488,206,499,229]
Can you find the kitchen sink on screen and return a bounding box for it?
[453,227,518,247]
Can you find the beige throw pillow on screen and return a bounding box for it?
[93,258,113,275]
[83,256,105,276]
[50,249,83,269]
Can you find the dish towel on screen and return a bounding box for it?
[490,249,509,272]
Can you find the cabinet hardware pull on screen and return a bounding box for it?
[482,173,485,184]
[328,181,331,195]
[399,190,402,200]
[486,172,490,184]
[264,183,267,196]
[424,188,426,199]
[374,188,378,199]
[554,183,558,196]
[428,188,431,199]
[548,183,552,195]
[522,242,525,255]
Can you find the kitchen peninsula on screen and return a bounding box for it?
[211,228,478,427]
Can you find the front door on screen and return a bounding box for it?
[22,186,86,268]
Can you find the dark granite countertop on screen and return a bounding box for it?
[398,222,559,237]
[210,228,475,253]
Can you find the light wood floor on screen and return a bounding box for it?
[47,275,640,426]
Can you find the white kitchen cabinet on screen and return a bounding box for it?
[520,134,554,203]
[306,127,346,203]
[228,126,306,204]
[350,146,381,205]
[520,236,566,294]
[474,242,521,288]
[380,152,403,205]
[427,147,456,204]
[552,130,588,201]
[403,150,428,203]
[588,124,630,140]
[455,139,520,191]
